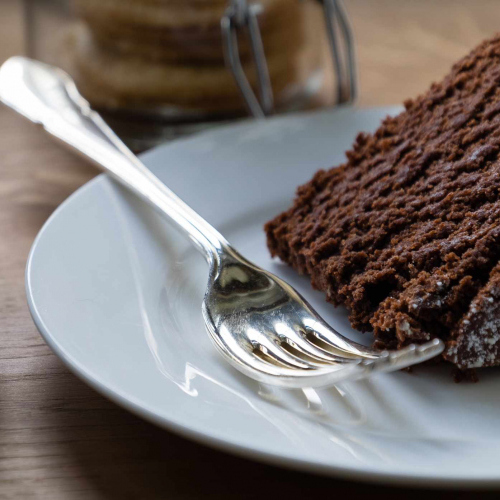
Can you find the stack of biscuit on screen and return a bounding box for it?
[68,0,327,114]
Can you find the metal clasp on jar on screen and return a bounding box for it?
[221,0,358,118]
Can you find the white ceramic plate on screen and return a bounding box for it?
[27,107,500,488]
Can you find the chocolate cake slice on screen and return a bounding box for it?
[265,34,500,372]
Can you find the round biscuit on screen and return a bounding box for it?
[69,20,324,112]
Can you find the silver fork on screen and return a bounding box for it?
[0,57,444,388]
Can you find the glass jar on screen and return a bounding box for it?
[24,0,356,151]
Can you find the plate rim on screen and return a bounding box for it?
[25,106,500,489]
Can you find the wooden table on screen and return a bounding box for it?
[3,1,500,498]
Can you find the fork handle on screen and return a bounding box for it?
[0,57,227,263]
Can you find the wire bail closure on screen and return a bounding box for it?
[221,0,357,118]
[221,0,273,118]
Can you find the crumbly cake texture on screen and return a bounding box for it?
[265,34,500,372]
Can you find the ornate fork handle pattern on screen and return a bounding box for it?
[0,57,444,388]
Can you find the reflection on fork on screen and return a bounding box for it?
[0,57,444,389]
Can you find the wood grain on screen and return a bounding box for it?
[3,0,500,498]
